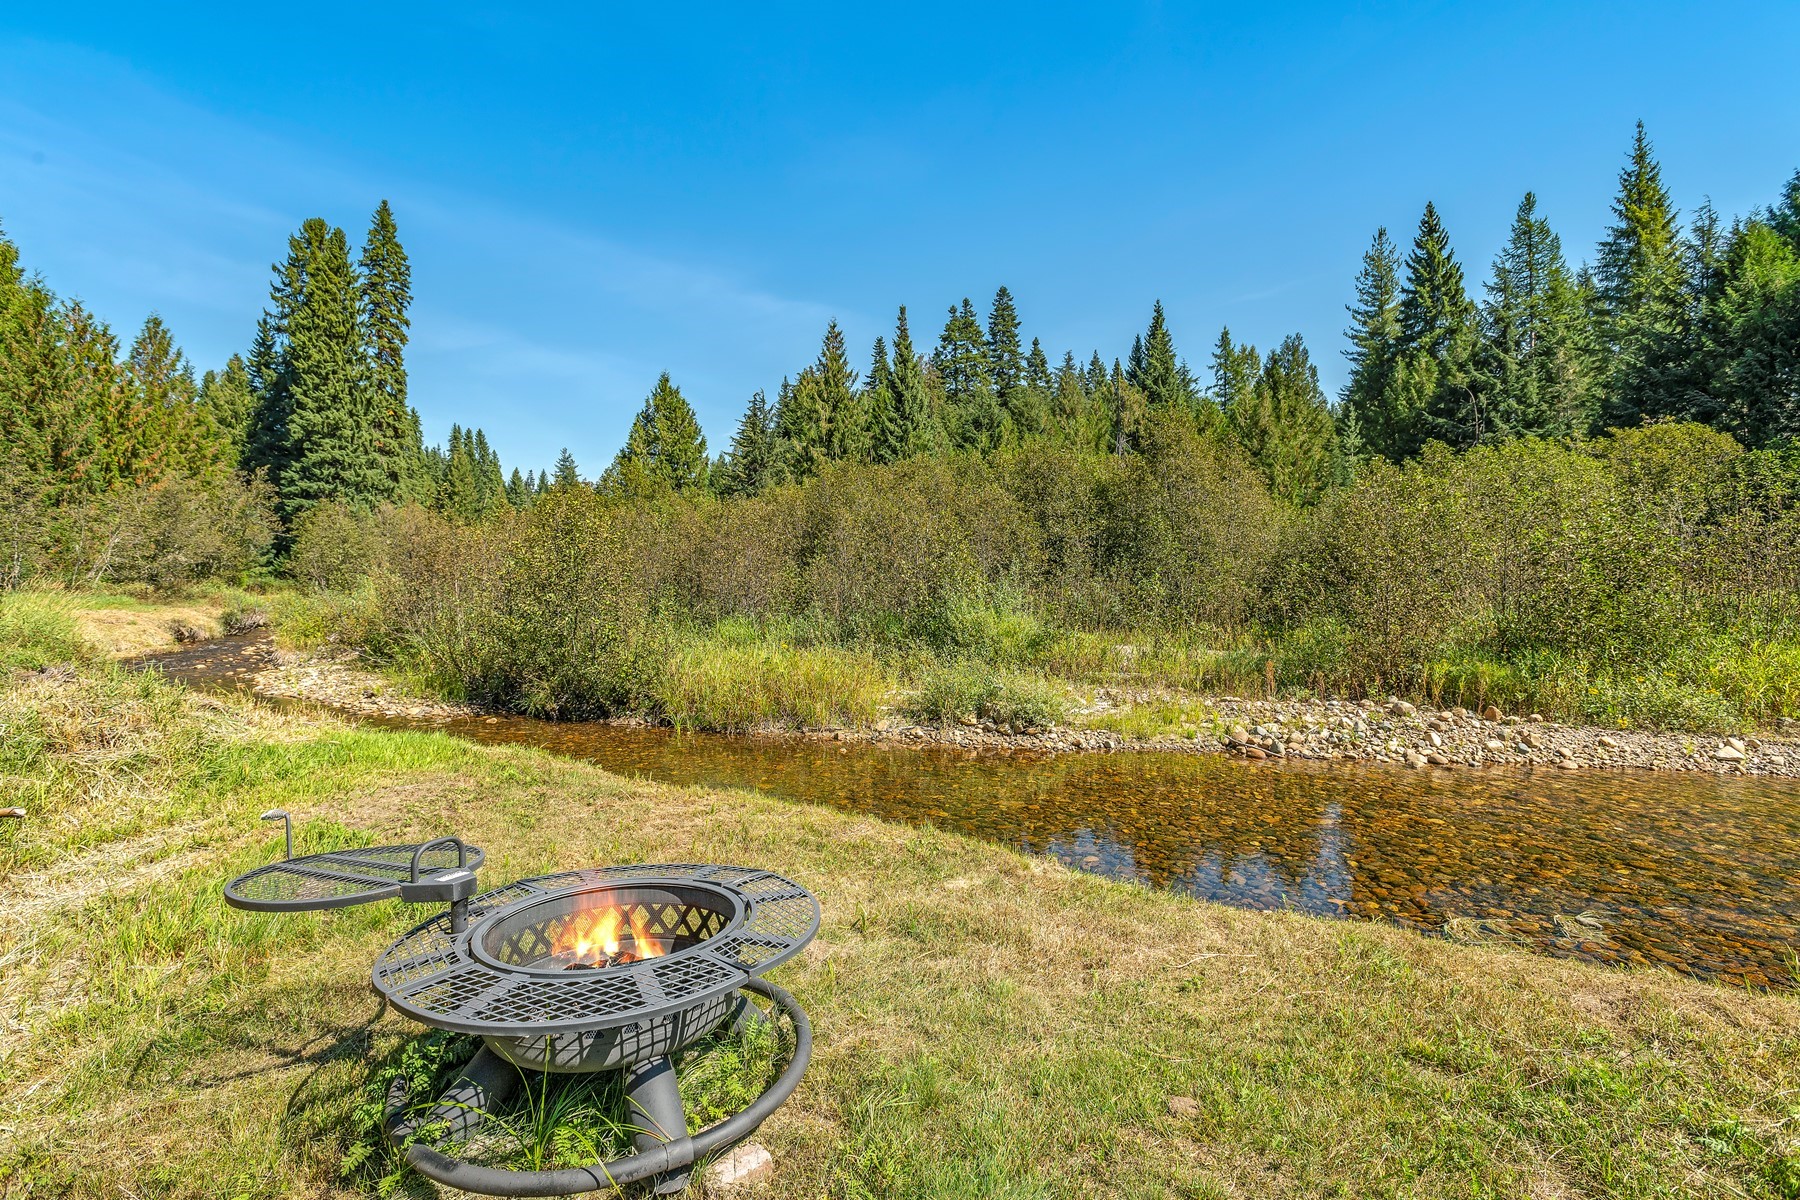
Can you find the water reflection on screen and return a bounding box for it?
[146,637,1800,986]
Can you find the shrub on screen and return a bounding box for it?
[901,661,1066,730]
[288,501,385,592]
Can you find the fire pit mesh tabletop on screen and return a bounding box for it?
[224,841,485,912]
[372,864,819,1036]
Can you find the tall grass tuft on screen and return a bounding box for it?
[660,638,888,731]
[0,592,87,670]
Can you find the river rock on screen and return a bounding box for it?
[1482,705,1501,721]
[1715,745,1746,762]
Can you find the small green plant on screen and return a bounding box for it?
[901,661,1067,729]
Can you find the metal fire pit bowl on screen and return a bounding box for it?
[372,864,819,1072]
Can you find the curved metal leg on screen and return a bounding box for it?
[386,978,812,1198]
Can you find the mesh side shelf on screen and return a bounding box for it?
[223,841,485,913]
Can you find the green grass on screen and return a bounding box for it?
[900,660,1069,729]
[658,636,890,731]
[0,592,87,670]
[1074,695,1223,741]
[6,637,1800,1197]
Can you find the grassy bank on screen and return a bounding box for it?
[6,600,1800,1197]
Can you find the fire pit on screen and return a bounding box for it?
[224,817,818,1196]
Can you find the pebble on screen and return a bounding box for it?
[702,1142,774,1194]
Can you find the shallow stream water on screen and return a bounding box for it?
[145,636,1800,987]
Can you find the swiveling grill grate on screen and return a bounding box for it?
[226,842,485,911]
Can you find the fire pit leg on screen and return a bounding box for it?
[624,1055,690,1194]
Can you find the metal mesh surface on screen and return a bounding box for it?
[224,843,485,912]
[371,864,819,1036]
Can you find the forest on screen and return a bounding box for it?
[3,124,1799,730]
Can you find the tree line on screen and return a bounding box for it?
[3,121,1797,582]
[596,124,1798,509]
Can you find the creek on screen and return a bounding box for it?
[145,635,1800,987]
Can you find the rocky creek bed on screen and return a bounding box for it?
[147,633,1800,777]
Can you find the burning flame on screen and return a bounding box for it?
[552,903,668,967]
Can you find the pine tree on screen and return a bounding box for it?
[1394,202,1486,450]
[358,200,416,502]
[1209,327,1261,413]
[1128,301,1200,412]
[1050,349,1110,452]
[471,428,506,512]
[889,306,938,459]
[277,219,385,520]
[1340,228,1404,458]
[609,372,710,493]
[506,466,531,508]
[1025,339,1052,392]
[1482,193,1595,438]
[776,321,863,478]
[199,355,256,470]
[986,285,1023,404]
[124,313,212,481]
[934,299,999,452]
[1101,359,1148,455]
[1084,351,1108,396]
[1706,220,1800,444]
[1228,334,1337,505]
[1768,170,1800,251]
[865,336,905,463]
[721,389,780,495]
[1595,122,1690,426]
[552,448,581,489]
[243,297,295,493]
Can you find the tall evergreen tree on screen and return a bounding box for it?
[199,355,256,470]
[1127,300,1200,411]
[1394,202,1486,450]
[123,313,211,482]
[1705,220,1800,444]
[777,321,864,477]
[1340,228,1405,458]
[609,372,710,493]
[283,219,380,518]
[864,336,903,463]
[1483,193,1595,438]
[551,448,581,489]
[986,286,1023,396]
[506,466,531,508]
[721,388,780,495]
[1595,122,1690,426]
[934,299,1000,452]
[1209,327,1262,413]
[888,306,938,459]
[358,200,418,502]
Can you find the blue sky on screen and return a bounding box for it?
[3,3,1797,476]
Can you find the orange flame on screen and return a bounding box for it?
[629,907,667,958]
[551,903,667,965]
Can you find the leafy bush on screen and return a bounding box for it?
[902,661,1066,729]
[288,501,385,592]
